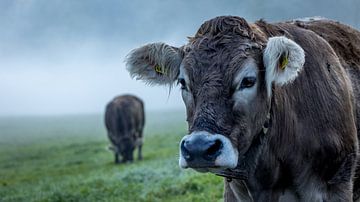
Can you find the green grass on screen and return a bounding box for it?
[0,110,224,202]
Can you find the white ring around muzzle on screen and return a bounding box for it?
[179,131,239,169]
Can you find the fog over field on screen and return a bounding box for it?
[0,0,359,116]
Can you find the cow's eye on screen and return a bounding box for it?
[177,78,187,90]
[240,77,256,89]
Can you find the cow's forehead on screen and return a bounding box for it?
[182,37,262,82]
[183,16,265,69]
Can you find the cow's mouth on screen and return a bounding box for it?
[211,168,248,180]
[179,131,238,170]
[189,167,248,181]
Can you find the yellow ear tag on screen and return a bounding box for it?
[279,56,289,70]
[154,65,163,74]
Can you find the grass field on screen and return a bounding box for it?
[0,110,224,202]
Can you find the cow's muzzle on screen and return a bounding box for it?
[179,131,238,171]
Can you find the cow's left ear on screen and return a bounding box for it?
[263,36,305,96]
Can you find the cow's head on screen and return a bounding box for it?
[126,16,304,173]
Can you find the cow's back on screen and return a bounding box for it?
[292,19,360,69]
[105,95,145,147]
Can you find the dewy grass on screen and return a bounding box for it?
[0,110,223,202]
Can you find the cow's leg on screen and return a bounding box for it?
[297,179,353,202]
[135,131,143,160]
[120,153,127,163]
[138,144,142,160]
[114,153,120,164]
[123,148,134,163]
[129,149,134,162]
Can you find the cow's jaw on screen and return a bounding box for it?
[179,131,238,171]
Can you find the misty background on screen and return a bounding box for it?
[0,0,359,116]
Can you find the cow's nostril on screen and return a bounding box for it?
[181,140,193,161]
[204,139,223,161]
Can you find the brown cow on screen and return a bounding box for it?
[126,16,360,201]
[105,95,145,164]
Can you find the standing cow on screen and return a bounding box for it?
[105,95,145,164]
[126,16,360,201]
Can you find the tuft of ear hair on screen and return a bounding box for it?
[125,43,183,86]
[263,36,305,96]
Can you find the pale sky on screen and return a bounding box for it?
[0,0,359,116]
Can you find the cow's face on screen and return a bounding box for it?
[126,16,304,172]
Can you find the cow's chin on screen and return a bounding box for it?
[178,133,239,172]
[179,157,238,173]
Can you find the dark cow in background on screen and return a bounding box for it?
[126,16,360,201]
[105,95,145,164]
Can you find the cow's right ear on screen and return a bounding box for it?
[125,43,183,86]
